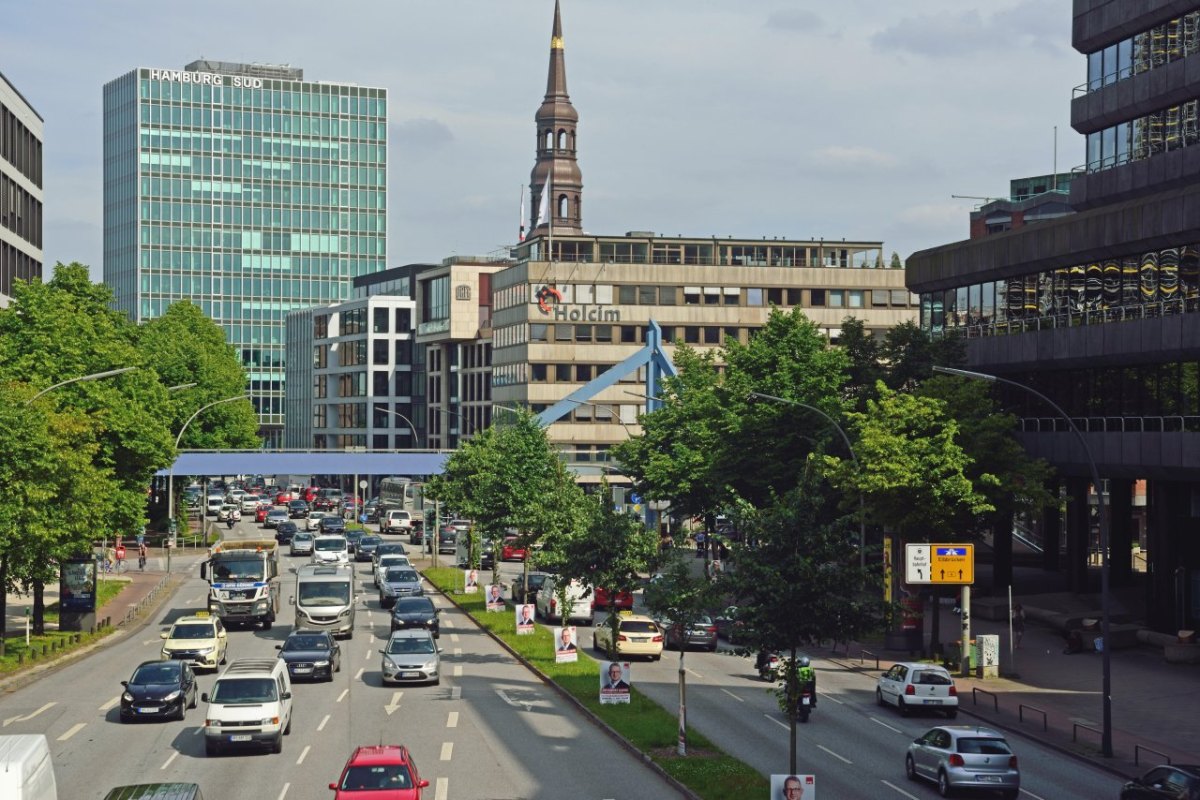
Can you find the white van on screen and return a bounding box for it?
[205,496,225,517]
[0,734,58,800]
[380,510,413,534]
[294,564,356,638]
[310,535,349,565]
[535,576,594,624]
[201,658,293,756]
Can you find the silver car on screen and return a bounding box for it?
[290,532,314,556]
[905,726,1020,799]
[379,629,440,685]
[378,566,423,609]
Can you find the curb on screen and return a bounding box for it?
[821,650,1138,782]
[0,572,187,697]
[426,574,701,800]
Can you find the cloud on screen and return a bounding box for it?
[812,145,899,170]
[390,118,454,151]
[766,9,823,33]
[872,1,1068,58]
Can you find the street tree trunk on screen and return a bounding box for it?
[789,644,798,775]
[677,647,688,756]
[32,579,45,635]
[0,556,7,639]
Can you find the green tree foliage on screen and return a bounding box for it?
[890,251,903,269]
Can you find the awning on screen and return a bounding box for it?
[157,450,450,478]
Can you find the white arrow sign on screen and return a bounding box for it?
[905,544,932,585]
[383,691,403,716]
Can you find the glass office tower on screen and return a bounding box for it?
[103,61,387,444]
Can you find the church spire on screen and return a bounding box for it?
[531,0,583,236]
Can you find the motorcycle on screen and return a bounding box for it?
[227,510,241,529]
[757,652,782,681]
[796,687,814,723]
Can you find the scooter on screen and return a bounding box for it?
[757,652,782,681]
[227,510,241,529]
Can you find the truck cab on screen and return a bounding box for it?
[201,540,280,630]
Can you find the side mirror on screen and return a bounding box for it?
[160,632,169,639]
[437,647,444,653]
[200,563,207,579]
[329,784,338,791]
[289,597,295,605]
[274,645,282,650]
[201,693,209,702]
[120,680,129,687]
[281,691,292,700]
[913,738,923,744]
[418,780,430,789]
[378,649,387,655]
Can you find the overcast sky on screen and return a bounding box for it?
[2,0,1079,280]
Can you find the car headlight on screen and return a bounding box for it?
[313,660,330,667]
[197,647,215,655]
[424,660,438,672]
[122,692,134,702]
[163,690,182,702]
[261,716,280,726]
[338,608,351,618]
[206,719,221,727]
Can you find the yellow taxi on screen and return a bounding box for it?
[160,613,228,672]
[591,612,663,661]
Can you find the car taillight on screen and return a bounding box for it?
[617,634,628,641]
[550,599,556,611]
[652,635,663,642]
[905,684,916,695]
[1008,756,1018,769]
[706,626,717,634]
[948,685,957,696]
[948,754,964,767]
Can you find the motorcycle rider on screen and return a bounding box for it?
[796,656,816,707]
[227,507,241,528]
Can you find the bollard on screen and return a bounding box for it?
[17,653,23,665]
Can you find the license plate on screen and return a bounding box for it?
[632,637,648,642]
[229,734,252,742]
[925,699,943,704]
[977,776,1002,783]
[801,697,810,706]
[138,707,160,714]
[401,671,420,678]
[293,667,312,673]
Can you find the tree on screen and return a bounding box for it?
[727,465,888,773]
[890,251,903,270]
[643,552,724,756]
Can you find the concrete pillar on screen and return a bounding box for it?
[1065,478,1090,594]
[1146,481,1185,632]
[1041,481,1061,573]
[1109,478,1134,588]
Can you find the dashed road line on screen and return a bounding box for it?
[446,711,458,728]
[720,689,743,702]
[450,633,460,643]
[450,687,462,700]
[355,668,364,680]
[98,696,120,712]
[685,668,703,678]
[317,714,331,731]
[453,647,462,657]
[817,691,844,705]
[297,745,311,765]
[440,742,453,761]
[880,780,919,799]
[434,777,448,800]
[364,648,373,660]
[161,752,178,770]
[817,744,851,764]
[763,714,788,731]
[57,723,86,741]
[337,689,349,703]
[1021,790,1049,800]
[871,717,903,734]
[277,783,290,800]
[453,665,463,677]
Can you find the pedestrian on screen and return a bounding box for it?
[1012,603,1026,648]
[138,541,148,571]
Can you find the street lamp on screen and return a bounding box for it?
[26,366,138,404]
[167,382,198,392]
[933,364,1113,758]
[168,394,249,571]
[748,392,866,570]
[374,403,421,448]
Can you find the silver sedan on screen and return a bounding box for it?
[905,725,1020,799]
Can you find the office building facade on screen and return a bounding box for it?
[103,60,387,444]
[908,1,1200,632]
[0,70,43,306]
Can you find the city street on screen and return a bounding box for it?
[0,520,679,800]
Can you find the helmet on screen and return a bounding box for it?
[798,657,810,668]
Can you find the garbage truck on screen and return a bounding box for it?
[200,538,280,630]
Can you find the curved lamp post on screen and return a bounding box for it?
[933,365,1112,758]
[26,366,137,404]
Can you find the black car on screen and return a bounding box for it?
[1121,765,1200,799]
[373,542,407,565]
[120,660,198,722]
[357,535,382,562]
[274,521,298,545]
[320,515,347,535]
[390,596,440,636]
[460,539,495,570]
[512,571,551,604]
[287,499,309,519]
[275,630,341,681]
[344,529,364,554]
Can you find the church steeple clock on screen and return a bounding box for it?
[530,0,583,236]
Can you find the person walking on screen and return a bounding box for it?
[138,541,148,571]
[1012,603,1026,648]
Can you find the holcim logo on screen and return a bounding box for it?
[536,285,562,314]
[534,284,621,321]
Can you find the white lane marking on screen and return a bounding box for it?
[364,648,372,660]
[296,745,311,765]
[434,777,448,800]
[142,639,155,646]
[817,744,851,764]
[185,596,198,605]
[720,689,743,702]
[686,668,703,678]
[277,784,290,800]
[764,714,788,731]
[446,711,458,728]
[98,696,120,712]
[871,717,903,734]
[1021,790,1049,800]
[453,665,463,677]
[880,780,919,799]
[57,723,86,741]
[384,692,403,716]
[496,689,533,711]
[3,702,56,727]
[440,742,453,761]
[453,647,462,657]
[317,714,331,731]
[161,751,178,770]
[355,668,364,680]
[817,691,844,705]
[450,633,459,643]
[449,687,462,700]
[337,689,349,703]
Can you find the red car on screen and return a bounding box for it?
[304,486,321,503]
[255,505,271,523]
[275,491,298,504]
[330,745,428,799]
[592,586,634,612]
[500,536,528,562]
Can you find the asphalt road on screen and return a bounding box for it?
[0,519,680,800]
[484,557,1127,800]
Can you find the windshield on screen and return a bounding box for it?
[394,598,434,614]
[340,765,412,791]
[294,533,312,543]
[385,569,418,583]
[620,620,659,634]
[131,663,179,684]
[315,538,347,551]
[210,677,277,703]
[298,582,351,607]
[283,635,331,651]
[386,637,435,655]
[170,623,216,639]
[957,738,1012,755]
[212,558,265,582]
[377,545,405,556]
[360,537,381,547]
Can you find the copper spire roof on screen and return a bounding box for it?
[530,0,584,236]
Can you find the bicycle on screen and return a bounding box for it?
[113,557,127,574]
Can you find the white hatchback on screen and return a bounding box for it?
[876,662,959,718]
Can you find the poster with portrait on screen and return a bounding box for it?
[554,625,578,663]
[515,604,536,634]
[60,559,97,612]
[463,568,479,593]
[599,661,631,704]
[770,774,816,799]
[484,583,505,611]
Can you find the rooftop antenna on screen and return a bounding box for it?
[1053,125,1059,191]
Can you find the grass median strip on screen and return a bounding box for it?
[425,567,768,800]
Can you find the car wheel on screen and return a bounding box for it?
[876,688,885,706]
[271,735,283,754]
[897,698,910,717]
[905,755,917,781]
[189,689,198,709]
[945,709,957,720]
[262,617,272,631]
[284,714,292,735]
[205,740,219,757]
[336,658,341,673]
[175,700,186,721]
[219,650,228,666]
[937,770,952,797]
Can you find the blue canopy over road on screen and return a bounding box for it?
[156,450,449,477]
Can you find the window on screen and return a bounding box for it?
[723,288,740,305]
[394,339,412,363]
[373,307,389,333]
[684,326,700,344]
[767,288,783,305]
[639,285,658,304]
[703,327,720,344]
[555,364,572,382]
[314,314,329,338]
[575,325,592,342]
[658,286,677,305]
[373,339,389,364]
[747,288,764,306]
[315,375,327,399]
[872,290,890,307]
[704,287,721,305]
[373,371,389,395]
[619,285,637,304]
[684,287,701,305]
[848,290,864,308]
[531,364,548,382]
[809,289,826,307]
[395,308,411,331]
[891,289,909,306]
[829,290,844,308]
[575,364,593,381]
[724,327,740,344]
[393,373,412,395]
[314,344,328,369]
[595,325,612,343]
[530,323,548,341]
[620,326,638,343]
[786,289,803,305]
[555,325,572,342]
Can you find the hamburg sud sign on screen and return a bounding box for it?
[147,68,265,88]
[535,285,620,322]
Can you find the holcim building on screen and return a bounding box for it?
[103,60,387,444]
